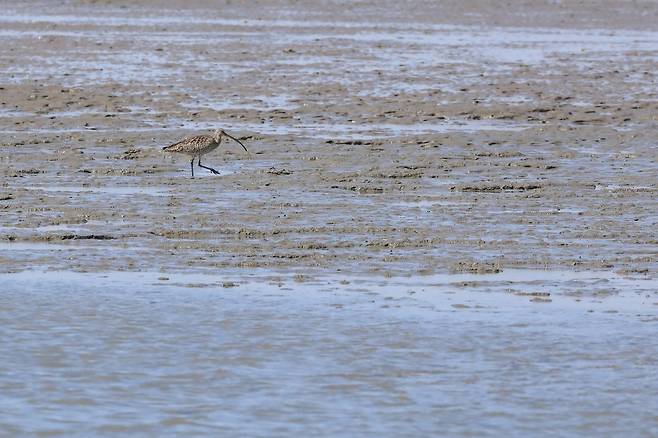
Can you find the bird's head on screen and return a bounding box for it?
[212,129,225,142]
[213,129,249,153]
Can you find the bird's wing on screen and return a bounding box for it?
[162,135,210,152]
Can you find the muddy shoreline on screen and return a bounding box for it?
[1,2,658,436]
[1,1,657,282]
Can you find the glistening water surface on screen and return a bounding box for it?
[1,270,657,436]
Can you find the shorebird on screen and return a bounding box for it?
[163,129,249,178]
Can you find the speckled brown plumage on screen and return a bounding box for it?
[162,129,249,178]
[163,133,222,157]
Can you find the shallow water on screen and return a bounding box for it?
[21,185,171,196]
[3,10,657,89]
[0,118,532,138]
[0,241,91,250]
[0,269,657,436]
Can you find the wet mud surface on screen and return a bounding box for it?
[1,1,657,280]
[0,0,657,435]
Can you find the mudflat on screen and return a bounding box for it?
[1,1,657,278]
[0,1,657,435]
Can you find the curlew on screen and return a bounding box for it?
[163,129,249,178]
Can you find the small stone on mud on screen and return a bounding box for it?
[267,167,292,175]
[60,234,115,240]
[18,168,42,175]
[514,291,551,297]
[351,186,384,194]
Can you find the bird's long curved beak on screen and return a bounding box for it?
[223,132,249,153]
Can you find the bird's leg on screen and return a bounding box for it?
[198,156,220,175]
[190,158,195,178]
